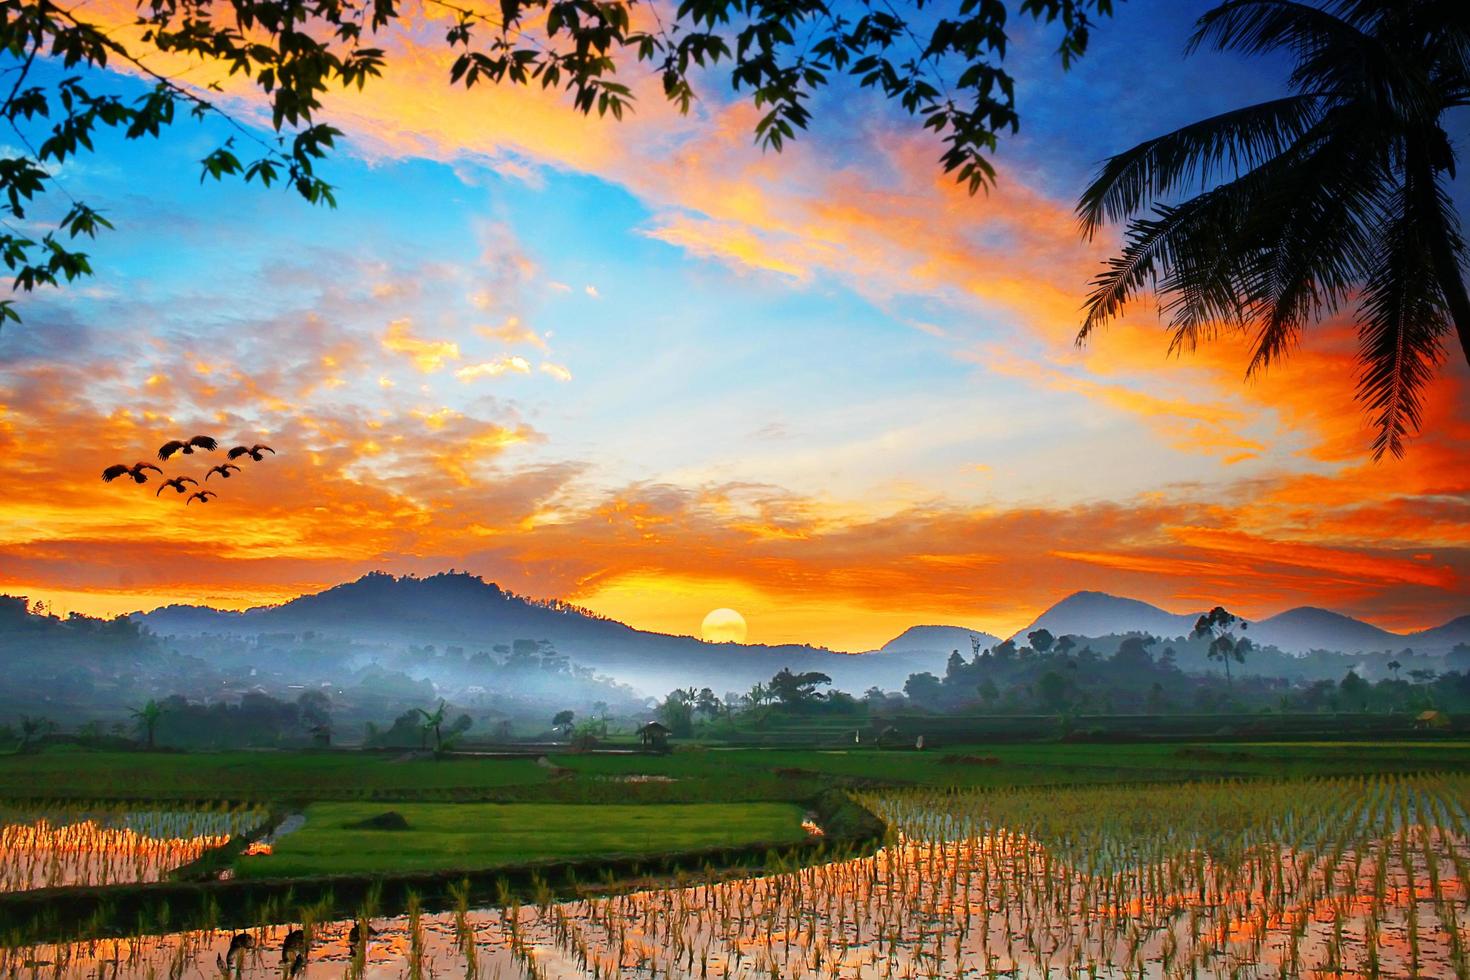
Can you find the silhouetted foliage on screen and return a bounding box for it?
[0,0,1116,322]
[1078,0,1470,458]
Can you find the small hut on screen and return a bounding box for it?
[1415,709,1451,731]
[637,721,672,751]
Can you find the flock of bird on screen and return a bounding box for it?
[102,435,274,505]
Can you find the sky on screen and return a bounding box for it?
[0,0,1467,650]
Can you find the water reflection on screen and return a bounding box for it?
[0,806,267,891]
[3,776,1467,978]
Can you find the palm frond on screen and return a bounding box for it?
[1190,0,1372,60]
[1356,178,1450,459]
[1239,117,1392,374]
[1077,95,1323,238]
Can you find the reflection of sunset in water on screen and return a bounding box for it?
[0,806,266,891]
[2,775,1467,977]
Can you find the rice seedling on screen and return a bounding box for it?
[0,804,267,892]
[4,773,1469,977]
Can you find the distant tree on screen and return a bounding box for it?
[1036,670,1071,712]
[658,690,695,737]
[1027,629,1055,655]
[946,650,967,679]
[746,682,770,709]
[1054,635,1077,658]
[1387,659,1403,681]
[863,686,886,705]
[992,639,1018,664]
[1146,682,1168,714]
[1192,607,1250,689]
[415,700,450,752]
[1077,0,1470,459]
[768,669,832,706]
[298,690,331,744]
[591,700,610,722]
[904,672,943,707]
[552,709,576,737]
[1113,635,1155,670]
[694,687,722,719]
[1410,668,1438,686]
[977,678,1000,709]
[130,700,164,750]
[1339,670,1371,712]
[18,715,55,751]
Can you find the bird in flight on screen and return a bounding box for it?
[205,464,242,481]
[186,490,218,505]
[227,444,275,461]
[158,436,218,460]
[156,476,199,496]
[102,462,163,484]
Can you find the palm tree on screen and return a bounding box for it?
[1387,659,1402,681]
[415,701,448,752]
[130,700,163,750]
[746,682,769,709]
[1077,0,1470,458]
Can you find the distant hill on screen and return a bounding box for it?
[881,625,1002,655]
[1013,592,1200,642]
[134,571,949,695]
[1249,607,1399,654]
[1009,592,1467,656]
[1408,615,1470,652]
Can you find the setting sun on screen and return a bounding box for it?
[700,608,748,644]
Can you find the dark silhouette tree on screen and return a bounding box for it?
[17,714,54,751]
[1192,606,1250,688]
[1027,629,1056,654]
[1077,0,1470,458]
[130,699,164,749]
[1387,659,1402,681]
[0,0,1116,324]
[415,700,449,751]
[768,668,832,706]
[551,709,576,736]
[903,671,943,706]
[1036,669,1071,711]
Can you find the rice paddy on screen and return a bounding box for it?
[3,772,1468,977]
[0,804,266,891]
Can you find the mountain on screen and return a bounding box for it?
[881,625,1002,655]
[1009,593,1469,656]
[1013,592,1200,642]
[1249,607,1399,654]
[1408,615,1470,653]
[134,571,948,695]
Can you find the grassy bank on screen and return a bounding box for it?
[235,801,809,878]
[0,791,878,945]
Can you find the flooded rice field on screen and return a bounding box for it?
[3,775,1467,978]
[0,804,267,891]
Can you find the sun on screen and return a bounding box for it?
[700,607,748,644]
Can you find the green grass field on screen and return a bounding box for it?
[233,801,809,877]
[549,740,1470,789]
[4,741,1469,805]
[0,748,548,801]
